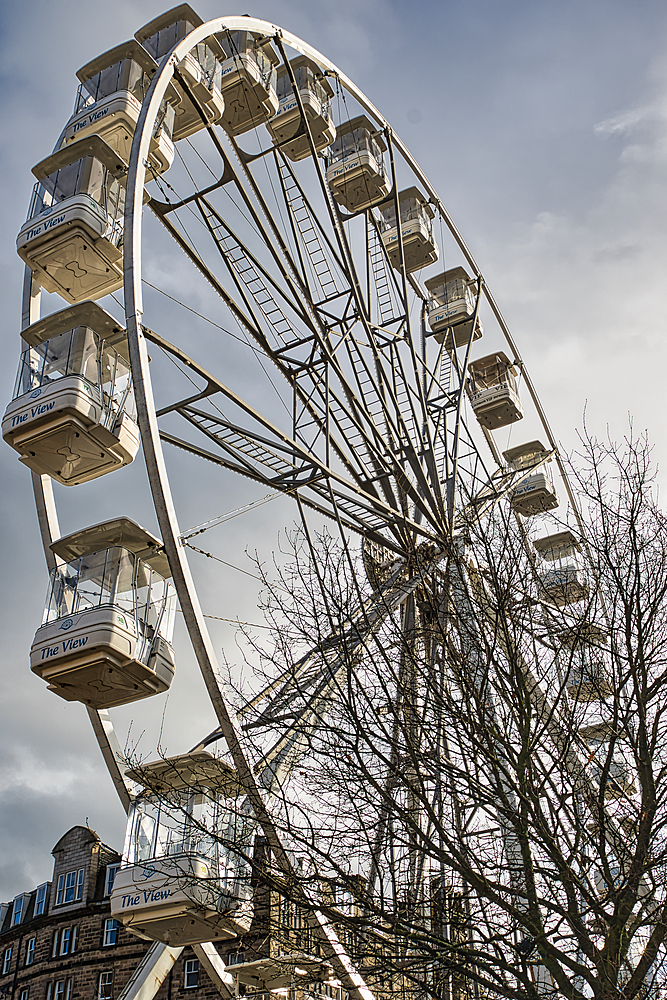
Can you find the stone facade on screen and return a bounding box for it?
[0,826,223,1000]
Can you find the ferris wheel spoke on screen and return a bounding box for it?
[245,552,447,789]
[161,404,435,544]
[142,326,413,536]
[366,214,410,332]
[196,195,318,331]
[274,153,349,301]
[240,551,440,728]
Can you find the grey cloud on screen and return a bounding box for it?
[3,0,667,901]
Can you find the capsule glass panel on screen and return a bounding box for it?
[380,196,430,230]
[76,57,147,111]
[276,64,328,105]
[223,31,276,83]
[13,327,136,420]
[28,155,125,238]
[127,786,249,891]
[141,19,196,60]
[468,358,517,395]
[329,127,384,168]
[43,546,175,647]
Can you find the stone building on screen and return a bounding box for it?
[0,826,221,1000]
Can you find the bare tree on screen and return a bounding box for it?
[129,427,667,1000]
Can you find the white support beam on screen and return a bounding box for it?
[117,941,183,1000]
[192,942,235,997]
[86,707,136,814]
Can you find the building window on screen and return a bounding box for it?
[2,947,12,975]
[184,959,199,988]
[55,869,84,905]
[25,937,36,966]
[11,895,25,926]
[98,971,113,1000]
[52,931,59,958]
[104,865,120,897]
[227,951,245,966]
[60,927,76,956]
[103,918,118,947]
[47,980,72,1000]
[20,989,29,1000]
[35,883,49,916]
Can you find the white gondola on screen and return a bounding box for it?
[326,115,389,212]
[586,738,635,798]
[2,302,139,485]
[30,518,176,709]
[61,40,178,179]
[217,30,279,135]
[232,956,331,992]
[534,530,588,606]
[561,625,612,702]
[466,352,523,429]
[502,441,559,516]
[379,188,438,273]
[135,4,225,142]
[111,751,252,945]
[266,56,335,162]
[424,267,483,349]
[567,655,612,704]
[17,136,127,304]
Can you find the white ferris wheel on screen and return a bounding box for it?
[2,6,615,999]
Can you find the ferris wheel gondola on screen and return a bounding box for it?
[9,7,624,1000]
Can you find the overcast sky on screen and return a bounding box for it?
[1,0,667,901]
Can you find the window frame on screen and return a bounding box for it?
[184,958,200,989]
[103,918,118,947]
[11,894,25,927]
[48,979,72,1000]
[104,864,120,897]
[98,970,113,1000]
[35,883,49,916]
[55,868,85,905]
[59,926,76,956]
[25,937,36,967]
[2,947,12,975]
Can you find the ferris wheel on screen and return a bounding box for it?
[3,6,614,998]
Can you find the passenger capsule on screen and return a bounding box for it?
[266,56,335,161]
[30,518,176,709]
[586,737,635,799]
[326,116,389,212]
[560,626,612,702]
[17,136,128,304]
[502,441,559,516]
[217,30,279,135]
[424,267,483,349]
[2,302,139,485]
[466,352,523,429]
[379,188,439,273]
[62,40,178,179]
[533,530,588,606]
[135,4,225,142]
[111,751,252,945]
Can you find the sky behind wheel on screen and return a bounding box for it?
[0,0,666,899]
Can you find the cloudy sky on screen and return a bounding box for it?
[1,0,667,901]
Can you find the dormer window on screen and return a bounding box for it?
[105,865,120,897]
[11,895,26,927]
[55,868,84,905]
[35,883,49,916]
